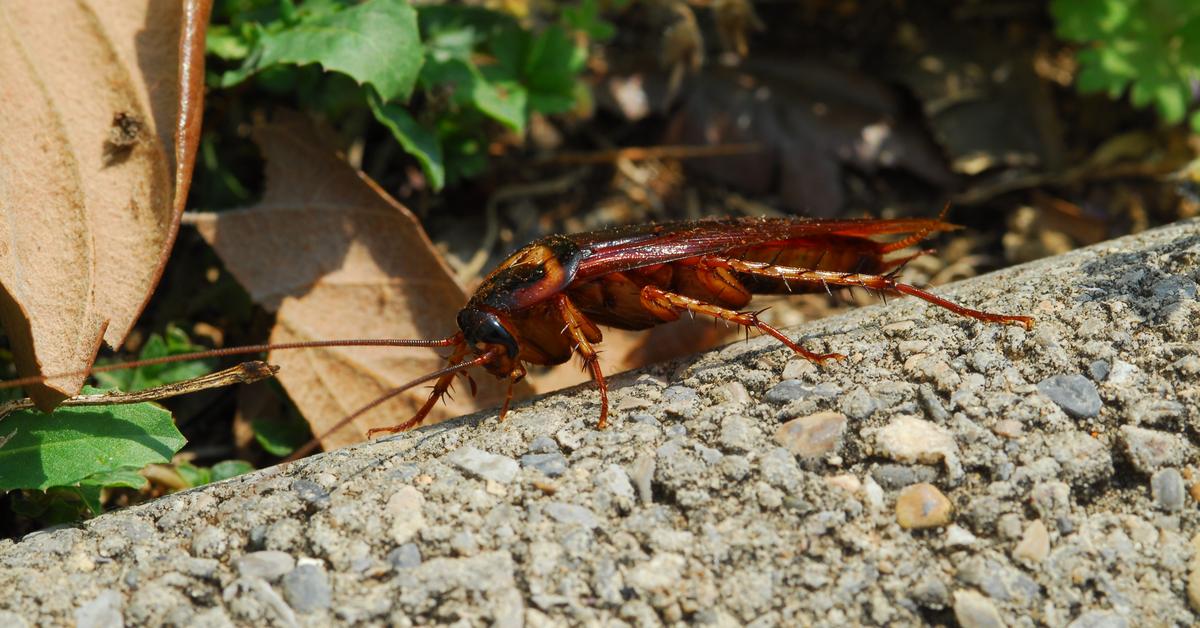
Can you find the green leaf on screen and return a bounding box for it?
[437,115,490,183]
[211,460,254,482]
[1190,110,1200,134]
[176,461,211,488]
[94,324,212,392]
[368,91,445,189]
[78,467,148,490]
[251,414,311,457]
[417,3,516,50]
[421,57,527,132]
[72,467,147,515]
[219,0,424,102]
[206,24,254,60]
[523,26,587,114]
[1051,0,1132,40]
[418,4,515,61]
[488,22,529,77]
[563,0,615,41]
[71,485,103,516]
[1152,81,1188,122]
[1054,0,1200,130]
[0,395,185,491]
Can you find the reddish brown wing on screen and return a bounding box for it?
[571,217,955,281]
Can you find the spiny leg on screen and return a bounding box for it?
[497,362,526,423]
[555,294,610,429]
[640,285,845,363]
[704,257,1034,329]
[878,248,936,274]
[366,340,473,438]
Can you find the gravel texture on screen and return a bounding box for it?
[2,218,1198,626]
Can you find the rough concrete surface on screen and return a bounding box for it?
[2,218,1199,627]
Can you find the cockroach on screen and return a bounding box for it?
[0,215,1033,459]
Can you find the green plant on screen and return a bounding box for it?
[175,459,255,488]
[0,394,186,517]
[1052,0,1200,132]
[93,324,215,392]
[209,0,607,188]
[0,325,225,523]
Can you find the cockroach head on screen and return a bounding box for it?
[457,307,519,359]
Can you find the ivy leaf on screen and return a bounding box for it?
[220,0,423,102]
[0,392,184,491]
[368,91,446,189]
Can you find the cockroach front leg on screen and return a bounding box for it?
[705,257,1034,329]
[497,363,526,423]
[640,286,846,363]
[366,341,473,438]
[555,294,610,429]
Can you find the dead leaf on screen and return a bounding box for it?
[0,1,209,408]
[193,113,515,451]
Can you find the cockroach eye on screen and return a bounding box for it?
[457,307,518,359]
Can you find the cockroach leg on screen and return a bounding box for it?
[640,286,845,363]
[878,248,936,274]
[366,340,474,438]
[876,203,953,255]
[706,257,1035,330]
[497,363,526,422]
[556,295,610,429]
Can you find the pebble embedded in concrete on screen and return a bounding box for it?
[388,544,422,570]
[445,446,520,484]
[717,415,758,453]
[1151,469,1186,512]
[875,415,962,478]
[282,562,332,613]
[953,590,1005,628]
[774,411,847,458]
[1120,425,1187,474]
[75,590,123,628]
[1012,520,1050,565]
[387,486,426,544]
[235,551,296,581]
[520,452,568,477]
[1037,373,1102,418]
[896,483,953,529]
[527,435,559,453]
[543,502,601,529]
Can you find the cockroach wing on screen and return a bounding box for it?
[571,217,956,281]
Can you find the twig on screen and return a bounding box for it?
[0,361,279,420]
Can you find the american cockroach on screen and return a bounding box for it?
[0,215,1033,459]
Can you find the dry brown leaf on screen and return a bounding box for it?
[193,113,515,451]
[0,1,208,408]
